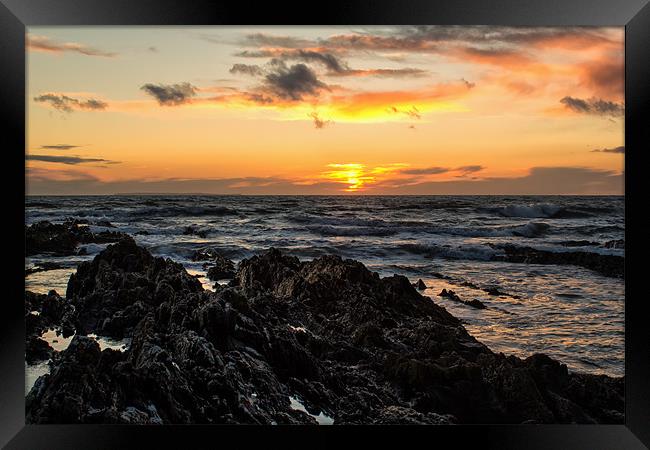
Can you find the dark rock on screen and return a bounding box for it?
[603,239,624,249]
[26,220,130,256]
[66,237,202,338]
[415,279,427,290]
[206,254,236,281]
[491,244,624,278]
[25,262,63,277]
[560,240,600,247]
[438,289,486,309]
[26,244,622,425]
[26,336,53,364]
[96,220,115,228]
[183,226,208,238]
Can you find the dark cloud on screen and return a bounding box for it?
[333,68,428,78]
[33,94,108,112]
[26,155,118,165]
[39,144,81,150]
[592,146,625,154]
[242,33,314,49]
[560,96,624,117]
[140,82,197,105]
[383,166,622,195]
[264,62,328,101]
[400,166,450,175]
[230,64,264,76]
[26,175,344,196]
[27,34,117,57]
[291,50,348,73]
[456,165,484,174]
[309,112,332,129]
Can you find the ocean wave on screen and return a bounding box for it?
[127,205,239,219]
[490,204,597,219]
[396,243,497,261]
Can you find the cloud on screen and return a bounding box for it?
[592,146,625,154]
[229,64,264,76]
[579,59,624,98]
[27,34,117,57]
[33,94,108,112]
[26,155,118,165]
[400,166,450,175]
[456,165,484,174]
[332,68,428,78]
[309,112,332,129]
[39,144,81,150]
[140,82,197,105]
[26,174,344,196]
[381,166,623,195]
[263,61,328,101]
[242,33,314,49]
[560,96,624,117]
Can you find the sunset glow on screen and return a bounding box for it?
[26,26,624,195]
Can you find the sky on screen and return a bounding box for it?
[26,26,624,195]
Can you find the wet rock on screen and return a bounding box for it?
[438,289,486,309]
[26,336,53,364]
[183,226,208,238]
[414,279,427,290]
[95,220,115,228]
[26,220,130,256]
[25,262,63,277]
[66,237,202,338]
[27,244,623,425]
[206,254,236,281]
[603,239,624,249]
[492,244,624,278]
[560,240,600,247]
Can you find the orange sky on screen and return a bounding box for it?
[26,26,624,195]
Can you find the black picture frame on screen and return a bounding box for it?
[2,0,648,448]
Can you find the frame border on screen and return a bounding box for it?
[2,1,648,448]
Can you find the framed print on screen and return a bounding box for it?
[1,0,649,448]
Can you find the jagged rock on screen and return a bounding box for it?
[26,220,130,256]
[491,244,623,278]
[183,226,208,238]
[206,254,236,281]
[66,237,202,338]
[414,279,427,290]
[603,239,624,249]
[26,244,623,425]
[438,289,486,309]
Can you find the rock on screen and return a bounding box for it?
[183,226,208,238]
[415,279,427,290]
[26,336,53,364]
[491,244,624,278]
[438,289,487,310]
[66,237,203,337]
[603,239,624,249]
[26,243,623,425]
[25,262,63,277]
[206,254,236,281]
[560,240,600,248]
[26,220,130,256]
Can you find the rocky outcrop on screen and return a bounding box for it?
[438,288,487,309]
[26,220,131,256]
[491,244,624,278]
[206,254,236,281]
[65,236,203,338]
[26,242,624,425]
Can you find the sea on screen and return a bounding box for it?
[25,195,625,383]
